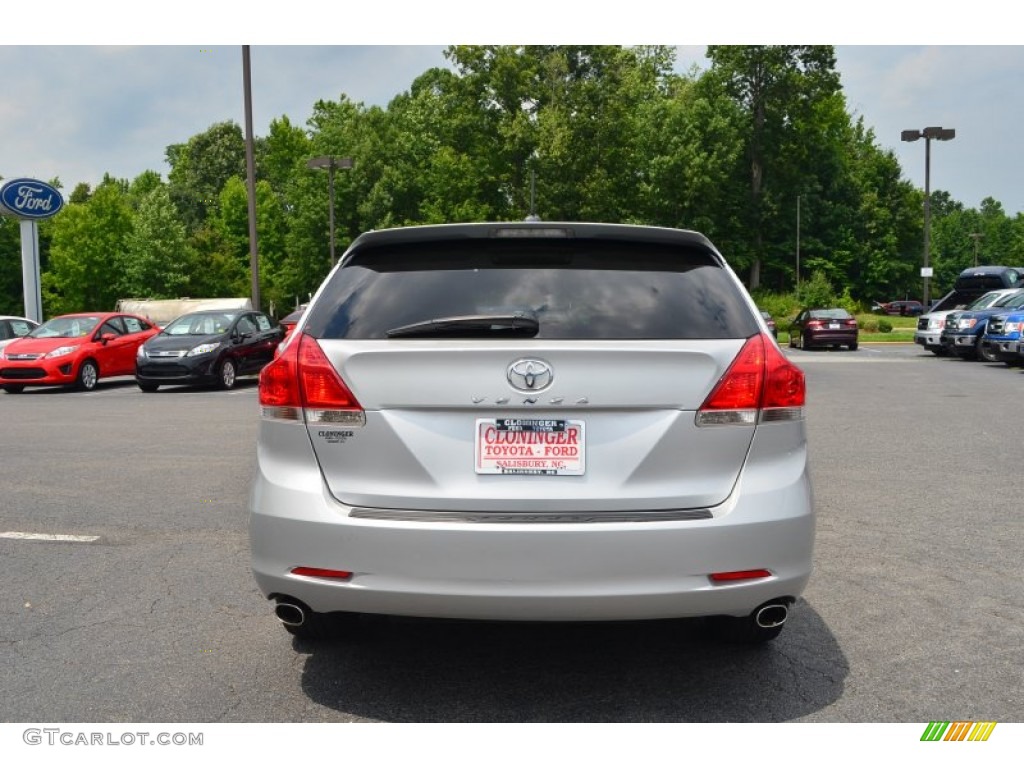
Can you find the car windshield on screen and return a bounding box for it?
[968,291,1012,310]
[29,316,101,338]
[994,292,1024,308]
[162,312,238,336]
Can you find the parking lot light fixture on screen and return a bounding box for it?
[307,156,354,265]
[902,126,956,306]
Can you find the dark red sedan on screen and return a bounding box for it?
[279,304,308,340]
[788,308,859,351]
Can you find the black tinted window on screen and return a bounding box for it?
[305,241,757,340]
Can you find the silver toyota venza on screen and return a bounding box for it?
[249,222,813,643]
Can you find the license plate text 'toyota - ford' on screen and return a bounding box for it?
[475,418,585,475]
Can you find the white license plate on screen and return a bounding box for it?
[829,323,840,329]
[475,418,585,476]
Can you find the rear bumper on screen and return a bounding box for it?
[804,331,857,348]
[249,423,814,622]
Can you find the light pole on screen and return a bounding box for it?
[969,232,983,267]
[242,46,260,309]
[901,126,955,306]
[796,194,802,293]
[307,155,354,264]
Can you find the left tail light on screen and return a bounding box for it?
[259,333,365,425]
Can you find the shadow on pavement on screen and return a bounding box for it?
[295,598,847,722]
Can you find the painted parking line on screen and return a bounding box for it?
[784,355,917,364]
[0,532,100,542]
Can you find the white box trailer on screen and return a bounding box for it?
[115,297,253,327]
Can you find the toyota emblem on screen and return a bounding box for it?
[507,359,553,392]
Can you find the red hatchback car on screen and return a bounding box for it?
[0,312,159,393]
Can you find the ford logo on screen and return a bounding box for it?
[0,178,64,220]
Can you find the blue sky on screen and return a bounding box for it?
[3,5,1020,214]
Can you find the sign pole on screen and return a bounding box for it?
[20,220,43,322]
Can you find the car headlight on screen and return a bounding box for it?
[137,346,148,359]
[43,345,77,359]
[186,342,221,357]
[1005,322,1021,334]
[961,318,977,329]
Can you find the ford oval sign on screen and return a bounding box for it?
[0,178,64,220]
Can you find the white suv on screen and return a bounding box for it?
[249,222,813,644]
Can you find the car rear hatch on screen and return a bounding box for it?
[264,224,801,515]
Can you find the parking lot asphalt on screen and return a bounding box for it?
[0,346,1021,722]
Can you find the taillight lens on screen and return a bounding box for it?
[805,320,823,328]
[259,333,365,425]
[697,333,805,426]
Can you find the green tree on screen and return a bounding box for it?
[123,185,190,298]
[42,183,134,314]
[706,45,842,289]
[166,121,247,230]
[0,217,23,316]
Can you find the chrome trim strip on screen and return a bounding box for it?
[348,508,714,524]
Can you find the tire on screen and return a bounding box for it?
[2,385,24,394]
[977,335,998,363]
[802,332,812,350]
[138,382,159,393]
[216,358,237,390]
[76,360,99,391]
[788,334,797,349]
[849,341,858,351]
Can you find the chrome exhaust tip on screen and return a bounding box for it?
[274,601,306,627]
[754,603,788,629]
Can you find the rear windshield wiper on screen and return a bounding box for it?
[385,314,540,339]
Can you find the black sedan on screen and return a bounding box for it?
[788,308,858,351]
[135,310,284,391]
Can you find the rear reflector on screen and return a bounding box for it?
[291,567,353,580]
[709,569,772,583]
[696,333,805,427]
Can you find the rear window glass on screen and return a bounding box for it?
[954,269,1020,292]
[304,240,758,340]
[809,309,852,319]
